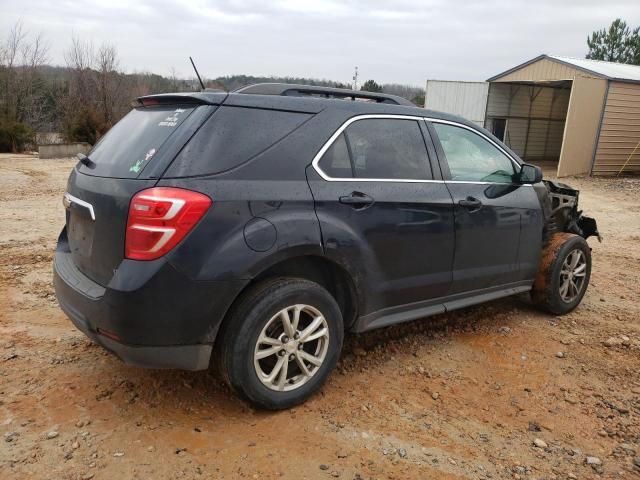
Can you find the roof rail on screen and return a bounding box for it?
[234,83,415,107]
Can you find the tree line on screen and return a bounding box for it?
[0,21,426,153]
[3,17,635,154]
[0,21,208,152]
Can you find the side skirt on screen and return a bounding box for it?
[353,281,533,333]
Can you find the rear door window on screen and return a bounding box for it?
[164,106,311,177]
[318,118,432,180]
[83,106,196,178]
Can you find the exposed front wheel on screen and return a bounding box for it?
[216,278,343,410]
[532,233,592,315]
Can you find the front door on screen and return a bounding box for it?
[307,116,455,317]
[428,121,543,294]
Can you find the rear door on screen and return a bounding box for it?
[307,116,455,319]
[427,120,542,294]
[65,100,218,286]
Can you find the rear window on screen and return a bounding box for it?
[164,106,311,177]
[83,106,195,178]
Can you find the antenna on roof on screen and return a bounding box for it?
[189,56,205,91]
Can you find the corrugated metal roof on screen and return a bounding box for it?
[488,54,640,83]
[548,56,640,82]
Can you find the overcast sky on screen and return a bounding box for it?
[1,0,639,86]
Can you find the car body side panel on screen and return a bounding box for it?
[518,189,545,280]
[425,119,545,292]
[444,182,543,293]
[306,167,455,316]
[155,109,362,282]
[154,110,344,282]
[157,177,324,281]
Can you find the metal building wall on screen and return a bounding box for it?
[424,80,489,125]
[490,57,580,83]
[557,76,608,176]
[592,81,640,175]
[485,83,570,161]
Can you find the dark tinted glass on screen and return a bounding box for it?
[318,133,353,178]
[345,119,432,180]
[165,106,311,177]
[85,106,195,178]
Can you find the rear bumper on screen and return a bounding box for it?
[53,234,246,371]
[57,293,212,370]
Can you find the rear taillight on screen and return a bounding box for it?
[125,187,212,261]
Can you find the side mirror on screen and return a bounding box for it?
[519,163,543,184]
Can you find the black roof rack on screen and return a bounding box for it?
[234,83,415,107]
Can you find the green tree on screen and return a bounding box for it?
[361,79,382,92]
[0,118,34,152]
[586,19,640,65]
[411,94,425,107]
[629,32,640,65]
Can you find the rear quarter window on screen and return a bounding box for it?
[164,106,311,177]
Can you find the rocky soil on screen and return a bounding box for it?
[0,154,639,479]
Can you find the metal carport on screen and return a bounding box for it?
[486,55,640,176]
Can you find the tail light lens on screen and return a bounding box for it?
[125,187,212,261]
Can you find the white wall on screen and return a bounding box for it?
[39,143,91,159]
[424,80,489,126]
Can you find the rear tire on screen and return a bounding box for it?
[532,233,591,315]
[216,277,343,410]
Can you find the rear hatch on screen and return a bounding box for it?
[64,94,223,286]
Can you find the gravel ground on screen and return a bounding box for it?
[1,154,639,479]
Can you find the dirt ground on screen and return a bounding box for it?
[0,153,639,480]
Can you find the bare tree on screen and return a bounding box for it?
[169,66,178,91]
[0,20,50,150]
[61,36,131,143]
[2,20,27,69]
[95,43,123,125]
[21,32,49,68]
[18,32,50,127]
[64,34,94,102]
[1,20,28,120]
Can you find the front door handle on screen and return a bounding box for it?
[458,196,482,211]
[339,191,374,209]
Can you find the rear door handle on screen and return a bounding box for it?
[458,196,482,211]
[339,191,374,209]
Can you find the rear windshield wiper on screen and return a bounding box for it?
[77,153,95,168]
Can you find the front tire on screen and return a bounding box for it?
[216,277,343,410]
[532,233,592,315]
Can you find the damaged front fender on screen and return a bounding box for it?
[535,180,601,242]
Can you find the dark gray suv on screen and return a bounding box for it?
[53,83,599,409]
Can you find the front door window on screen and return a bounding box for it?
[432,123,516,183]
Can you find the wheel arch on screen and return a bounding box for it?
[222,254,359,335]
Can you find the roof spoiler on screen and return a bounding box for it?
[134,91,227,107]
[234,83,415,106]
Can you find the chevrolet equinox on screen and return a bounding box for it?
[54,83,599,409]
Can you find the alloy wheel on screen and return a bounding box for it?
[253,304,330,392]
[559,248,587,303]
